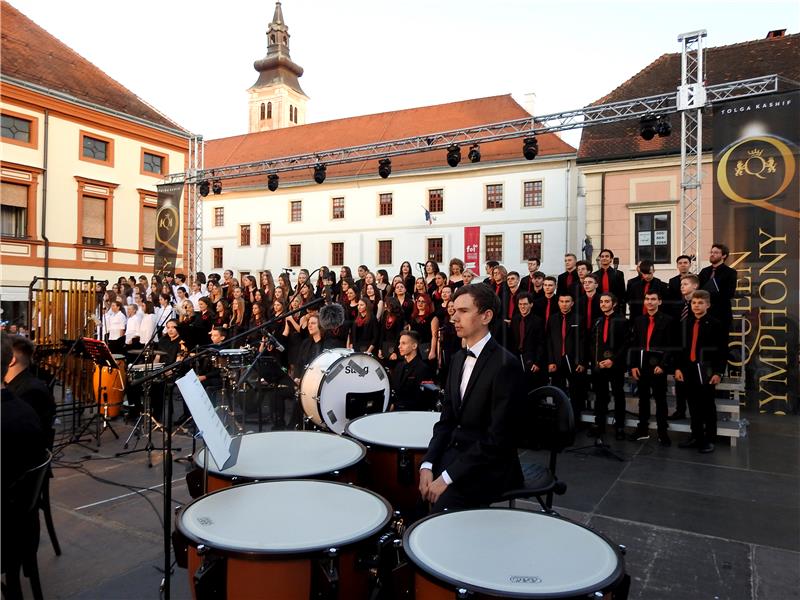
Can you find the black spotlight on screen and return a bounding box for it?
[378,158,392,179]
[198,180,210,197]
[212,179,222,195]
[446,144,461,167]
[468,144,481,163]
[522,137,539,160]
[656,116,672,137]
[267,174,279,192]
[313,164,327,184]
[640,115,658,140]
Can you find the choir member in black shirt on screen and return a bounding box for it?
[627,260,668,318]
[546,293,588,418]
[557,253,580,298]
[593,248,627,314]
[698,243,736,338]
[378,297,406,368]
[390,331,435,411]
[534,276,559,330]
[509,292,546,393]
[349,298,379,354]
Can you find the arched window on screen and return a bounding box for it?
[294,107,299,123]
[271,34,276,43]
[267,102,272,119]
[289,105,294,122]
[260,103,265,120]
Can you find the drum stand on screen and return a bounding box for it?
[116,381,165,468]
[218,368,244,434]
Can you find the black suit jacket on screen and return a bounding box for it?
[545,310,587,368]
[698,263,736,329]
[593,267,627,311]
[629,311,675,372]
[5,369,56,436]
[590,313,630,369]
[557,270,580,298]
[627,277,667,318]
[509,312,545,371]
[391,354,434,411]
[423,338,523,500]
[533,294,558,328]
[673,315,728,380]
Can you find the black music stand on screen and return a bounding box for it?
[78,337,121,445]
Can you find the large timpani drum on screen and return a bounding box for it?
[345,411,440,514]
[187,431,366,497]
[299,348,391,434]
[176,480,392,600]
[403,509,627,599]
[92,354,126,418]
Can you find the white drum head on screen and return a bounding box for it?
[179,480,391,554]
[193,431,365,479]
[345,411,440,449]
[404,509,622,597]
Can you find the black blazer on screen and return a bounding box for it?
[673,315,728,380]
[391,354,434,411]
[593,267,627,311]
[590,314,630,369]
[698,263,736,328]
[533,294,559,328]
[545,310,587,368]
[423,338,524,500]
[519,275,542,296]
[557,270,581,298]
[509,312,545,371]
[575,292,602,335]
[629,311,675,372]
[627,276,668,318]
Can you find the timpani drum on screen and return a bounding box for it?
[213,347,254,369]
[92,354,126,418]
[345,411,440,514]
[176,480,392,600]
[187,431,366,497]
[299,349,391,434]
[403,509,627,599]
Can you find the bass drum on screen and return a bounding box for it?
[299,349,390,434]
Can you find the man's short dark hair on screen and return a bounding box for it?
[211,326,228,338]
[508,271,520,279]
[575,260,591,271]
[639,260,654,275]
[527,256,540,263]
[692,290,711,303]
[676,254,692,263]
[175,273,186,282]
[517,292,533,304]
[564,253,577,260]
[453,283,500,316]
[599,248,615,259]
[533,271,545,279]
[8,334,34,363]
[399,330,420,344]
[644,289,663,300]
[485,260,499,269]
[600,292,618,305]
[712,243,730,259]
[1,334,13,379]
[544,275,557,284]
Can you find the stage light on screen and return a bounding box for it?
[446,145,461,167]
[640,115,657,140]
[198,180,210,197]
[468,144,481,163]
[378,158,392,179]
[313,164,327,184]
[522,137,538,160]
[212,179,222,195]
[267,174,279,191]
[656,116,672,137]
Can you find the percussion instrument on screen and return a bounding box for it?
[212,347,254,370]
[127,349,166,359]
[127,362,166,383]
[300,348,390,434]
[187,431,366,497]
[345,411,440,513]
[92,354,126,418]
[403,508,627,599]
[175,480,392,600]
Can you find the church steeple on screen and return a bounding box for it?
[248,2,308,132]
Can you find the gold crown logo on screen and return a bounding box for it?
[747,148,764,158]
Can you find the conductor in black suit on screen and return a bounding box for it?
[419,284,524,512]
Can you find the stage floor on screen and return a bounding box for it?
[17,396,800,600]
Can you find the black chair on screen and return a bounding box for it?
[40,427,61,556]
[504,386,575,513]
[2,450,52,600]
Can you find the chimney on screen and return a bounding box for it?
[522,92,536,116]
[766,29,786,39]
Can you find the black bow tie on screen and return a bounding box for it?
[465,349,476,358]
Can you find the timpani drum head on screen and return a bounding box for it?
[193,431,365,479]
[345,411,440,449]
[403,509,623,597]
[178,480,391,554]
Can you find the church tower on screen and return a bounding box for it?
[248,2,308,132]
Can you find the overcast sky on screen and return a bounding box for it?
[9,0,799,147]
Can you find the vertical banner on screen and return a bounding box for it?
[713,90,799,414]
[154,182,183,276]
[464,226,480,271]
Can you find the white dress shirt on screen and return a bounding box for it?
[124,311,143,345]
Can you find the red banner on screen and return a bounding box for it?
[464,226,480,271]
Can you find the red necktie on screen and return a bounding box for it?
[528,278,533,292]
[602,270,609,292]
[519,319,525,352]
[586,298,593,330]
[495,283,501,295]
[545,300,551,326]
[566,272,573,288]
[690,319,700,361]
[508,294,515,319]
[561,314,567,356]
[603,315,610,343]
[642,281,650,314]
[646,315,655,351]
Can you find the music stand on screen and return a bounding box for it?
[78,337,121,445]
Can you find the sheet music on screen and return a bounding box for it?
[176,369,232,468]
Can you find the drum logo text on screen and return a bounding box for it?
[509,575,542,584]
[345,362,369,377]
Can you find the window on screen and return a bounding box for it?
[290,244,302,267]
[1,112,36,147]
[213,247,223,269]
[290,200,302,222]
[214,207,224,227]
[142,149,168,176]
[636,212,671,264]
[523,180,543,207]
[428,188,443,213]
[240,224,251,246]
[378,240,392,265]
[522,232,542,261]
[332,197,345,220]
[260,223,271,245]
[140,194,157,251]
[486,184,503,209]
[82,196,107,245]
[76,176,116,247]
[427,238,443,263]
[331,242,344,266]
[485,234,503,262]
[379,193,393,216]
[80,131,113,166]
[267,102,272,119]
[289,106,294,122]
[260,103,266,120]
[1,182,29,238]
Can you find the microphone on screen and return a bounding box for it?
[282,268,294,273]
[266,332,285,353]
[417,262,426,268]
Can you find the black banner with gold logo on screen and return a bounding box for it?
[154,182,183,277]
[713,90,799,414]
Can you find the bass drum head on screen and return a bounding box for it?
[193,431,366,479]
[300,349,390,434]
[178,480,392,555]
[403,509,624,598]
[345,411,440,450]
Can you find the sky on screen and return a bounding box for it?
[8,0,799,148]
